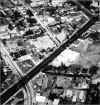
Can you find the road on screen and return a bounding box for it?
[1,0,99,104]
[1,15,98,104]
[19,0,60,46]
[0,41,23,75]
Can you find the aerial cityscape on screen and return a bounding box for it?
[0,0,100,105]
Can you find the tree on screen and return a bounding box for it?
[24,0,32,5]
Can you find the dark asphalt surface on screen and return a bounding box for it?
[1,0,99,104]
[1,16,98,105]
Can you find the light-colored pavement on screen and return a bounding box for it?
[0,40,23,76]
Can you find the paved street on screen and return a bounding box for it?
[1,15,98,104]
[0,0,99,104]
